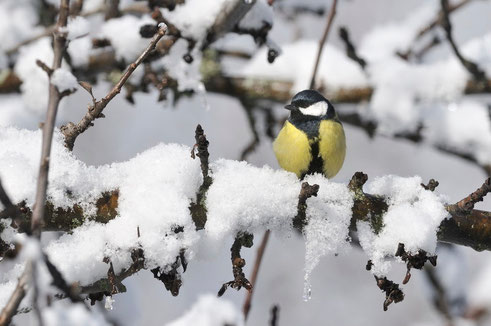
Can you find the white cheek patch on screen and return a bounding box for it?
[299,101,328,116]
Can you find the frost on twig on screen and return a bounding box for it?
[218,232,253,297]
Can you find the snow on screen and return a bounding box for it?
[14,38,53,113]
[238,40,369,92]
[101,15,155,62]
[105,296,115,311]
[358,2,437,62]
[51,68,78,92]
[67,36,92,67]
[44,301,111,326]
[156,39,205,92]
[0,264,25,310]
[424,100,491,166]
[367,57,468,134]
[205,159,300,240]
[66,16,90,41]
[302,174,353,299]
[165,294,243,326]
[0,0,41,51]
[161,0,233,40]
[0,126,459,311]
[358,175,449,276]
[238,0,274,31]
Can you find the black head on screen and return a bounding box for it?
[285,90,335,120]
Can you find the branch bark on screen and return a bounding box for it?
[31,0,70,237]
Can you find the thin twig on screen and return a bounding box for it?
[218,233,253,297]
[31,262,44,326]
[269,305,279,326]
[338,26,366,70]
[61,25,167,150]
[417,0,472,41]
[0,262,32,326]
[243,230,270,320]
[452,178,491,215]
[31,0,71,237]
[440,0,488,90]
[309,0,338,89]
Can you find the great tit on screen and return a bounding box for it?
[273,90,346,179]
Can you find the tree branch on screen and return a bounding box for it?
[31,0,71,237]
[309,0,338,89]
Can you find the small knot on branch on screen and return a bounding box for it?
[191,124,210,181]
[348,171,368,192]
[293,182,320,231]
[190,124,212,230]
[421,179,439,191]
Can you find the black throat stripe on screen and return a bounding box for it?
[301,141,324,179]
[288,118,320,139]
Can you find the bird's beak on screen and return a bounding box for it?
[284,104,298,111]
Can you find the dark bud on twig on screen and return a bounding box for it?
[140,24,160,38]
[183,53,194,63]
[267,48,279,63]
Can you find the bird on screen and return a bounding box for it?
[273,90,346,179]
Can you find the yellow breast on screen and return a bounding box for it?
[273,121,311,178]
[318,119,346,178]
[273,120,346,179]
